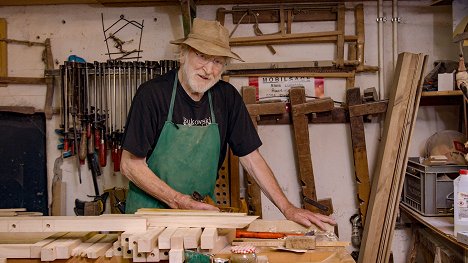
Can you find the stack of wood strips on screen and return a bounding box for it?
[0,210,257,263]
[358,52,427,263]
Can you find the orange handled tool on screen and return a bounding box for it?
[235,229,304,239]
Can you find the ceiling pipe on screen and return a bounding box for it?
[392,0,399,70]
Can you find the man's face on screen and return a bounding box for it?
[181,48,226,94]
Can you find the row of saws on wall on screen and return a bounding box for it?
[57,59,179,181]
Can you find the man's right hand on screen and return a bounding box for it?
[174,193,220,211]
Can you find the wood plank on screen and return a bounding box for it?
[200,227,218,250]
[358,52,426,263]
[170,228,187,250]
[335,4,345,68]
[381,54,427,262]
[355,4,365,72]
[289,87,333,215]
[0,18,6,87]
[229,30,341,46]
[135,209,245,216]
[241,86,263,217]
[291,97,334,115]
[0,244,31,258]
[225,60,335,71]
[168,248,184,263]
[347,88,371,223]
[71,234,106,256]
[157,227,178,250]
[133,250,147,262]
[0,76,45,85]
[0,215,147,233]
[146,247,160,262]
[348,101,387,117]
[112,239,123,256]
[136,227,165,253]
[183,228,202,249]
[44,38,55,119]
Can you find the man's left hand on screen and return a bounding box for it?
[283,206,336,231]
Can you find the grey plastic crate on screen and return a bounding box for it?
[401,157,467,216]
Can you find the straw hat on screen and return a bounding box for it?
[171,18,244,62]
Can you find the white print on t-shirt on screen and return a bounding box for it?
[183,117,212,126]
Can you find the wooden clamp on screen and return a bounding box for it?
[241,86,263,217]
[289,87,334,215]
[346,88,387,223]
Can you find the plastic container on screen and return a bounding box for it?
[230,245,257,263]
[454,169,468,235]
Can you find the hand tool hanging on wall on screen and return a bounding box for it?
[289,87,335,215]
[59,59,178,176]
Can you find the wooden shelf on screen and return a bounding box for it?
[400,203,468,250]
[420,90,466,106]
[0,0,429,6]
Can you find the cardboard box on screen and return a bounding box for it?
[438,73,455,91]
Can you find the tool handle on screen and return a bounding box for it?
[94,129,101,150]
[79,129,87,161]
[99,138,107,167]
[235,230,286,239]
[113,147,121,172]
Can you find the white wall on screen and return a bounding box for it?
[0,1,465,262]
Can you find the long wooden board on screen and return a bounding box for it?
[358,52,426,263]
[0,216,146,233]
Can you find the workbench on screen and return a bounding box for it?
[0,213,354,263]
[400,203,468,262]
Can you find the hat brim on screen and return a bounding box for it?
[171,37,244,62]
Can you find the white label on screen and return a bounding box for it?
[249,77,325,101]
[458,192,468,219]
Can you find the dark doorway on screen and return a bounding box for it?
[0,112,48,215]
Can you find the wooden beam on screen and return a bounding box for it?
[137,227,165,253]
[200,227,218,250]
[145,215,257,229]
[336,4,345,68]
[289,87,333,215]
[0,19,6,87]
[0,216,147,233]
[358,52,426,263]
[44,38,55,119]
[348,101,387,117]
[347,88,371,223]
[241,86,263,217]
[158,227,177,250]
[0,76,45,85]
[355,4,365,72]
[183,228,202,249]
[229,30,342,46]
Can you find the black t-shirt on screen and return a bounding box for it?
[121,69,262,169]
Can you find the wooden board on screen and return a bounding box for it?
[145,215,257,229]
[0,216,147,233]
[358,52,426,263]
[0,18,6,87]
[346,88,371,223]
[241,86,263,217]
[289,87,334,215]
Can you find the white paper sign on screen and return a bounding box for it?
[249,76,324,101]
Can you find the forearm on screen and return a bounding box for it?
[239,150,336,229]
[239,150,294,214]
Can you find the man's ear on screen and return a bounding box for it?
[180,54,186,64]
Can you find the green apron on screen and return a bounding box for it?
[125,72,221,213]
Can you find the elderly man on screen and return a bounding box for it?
[120,18,335,230]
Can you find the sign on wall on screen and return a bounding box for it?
[248,76,325,102]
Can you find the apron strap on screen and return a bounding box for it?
[167,72,178,123]
[169,71,216,123]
